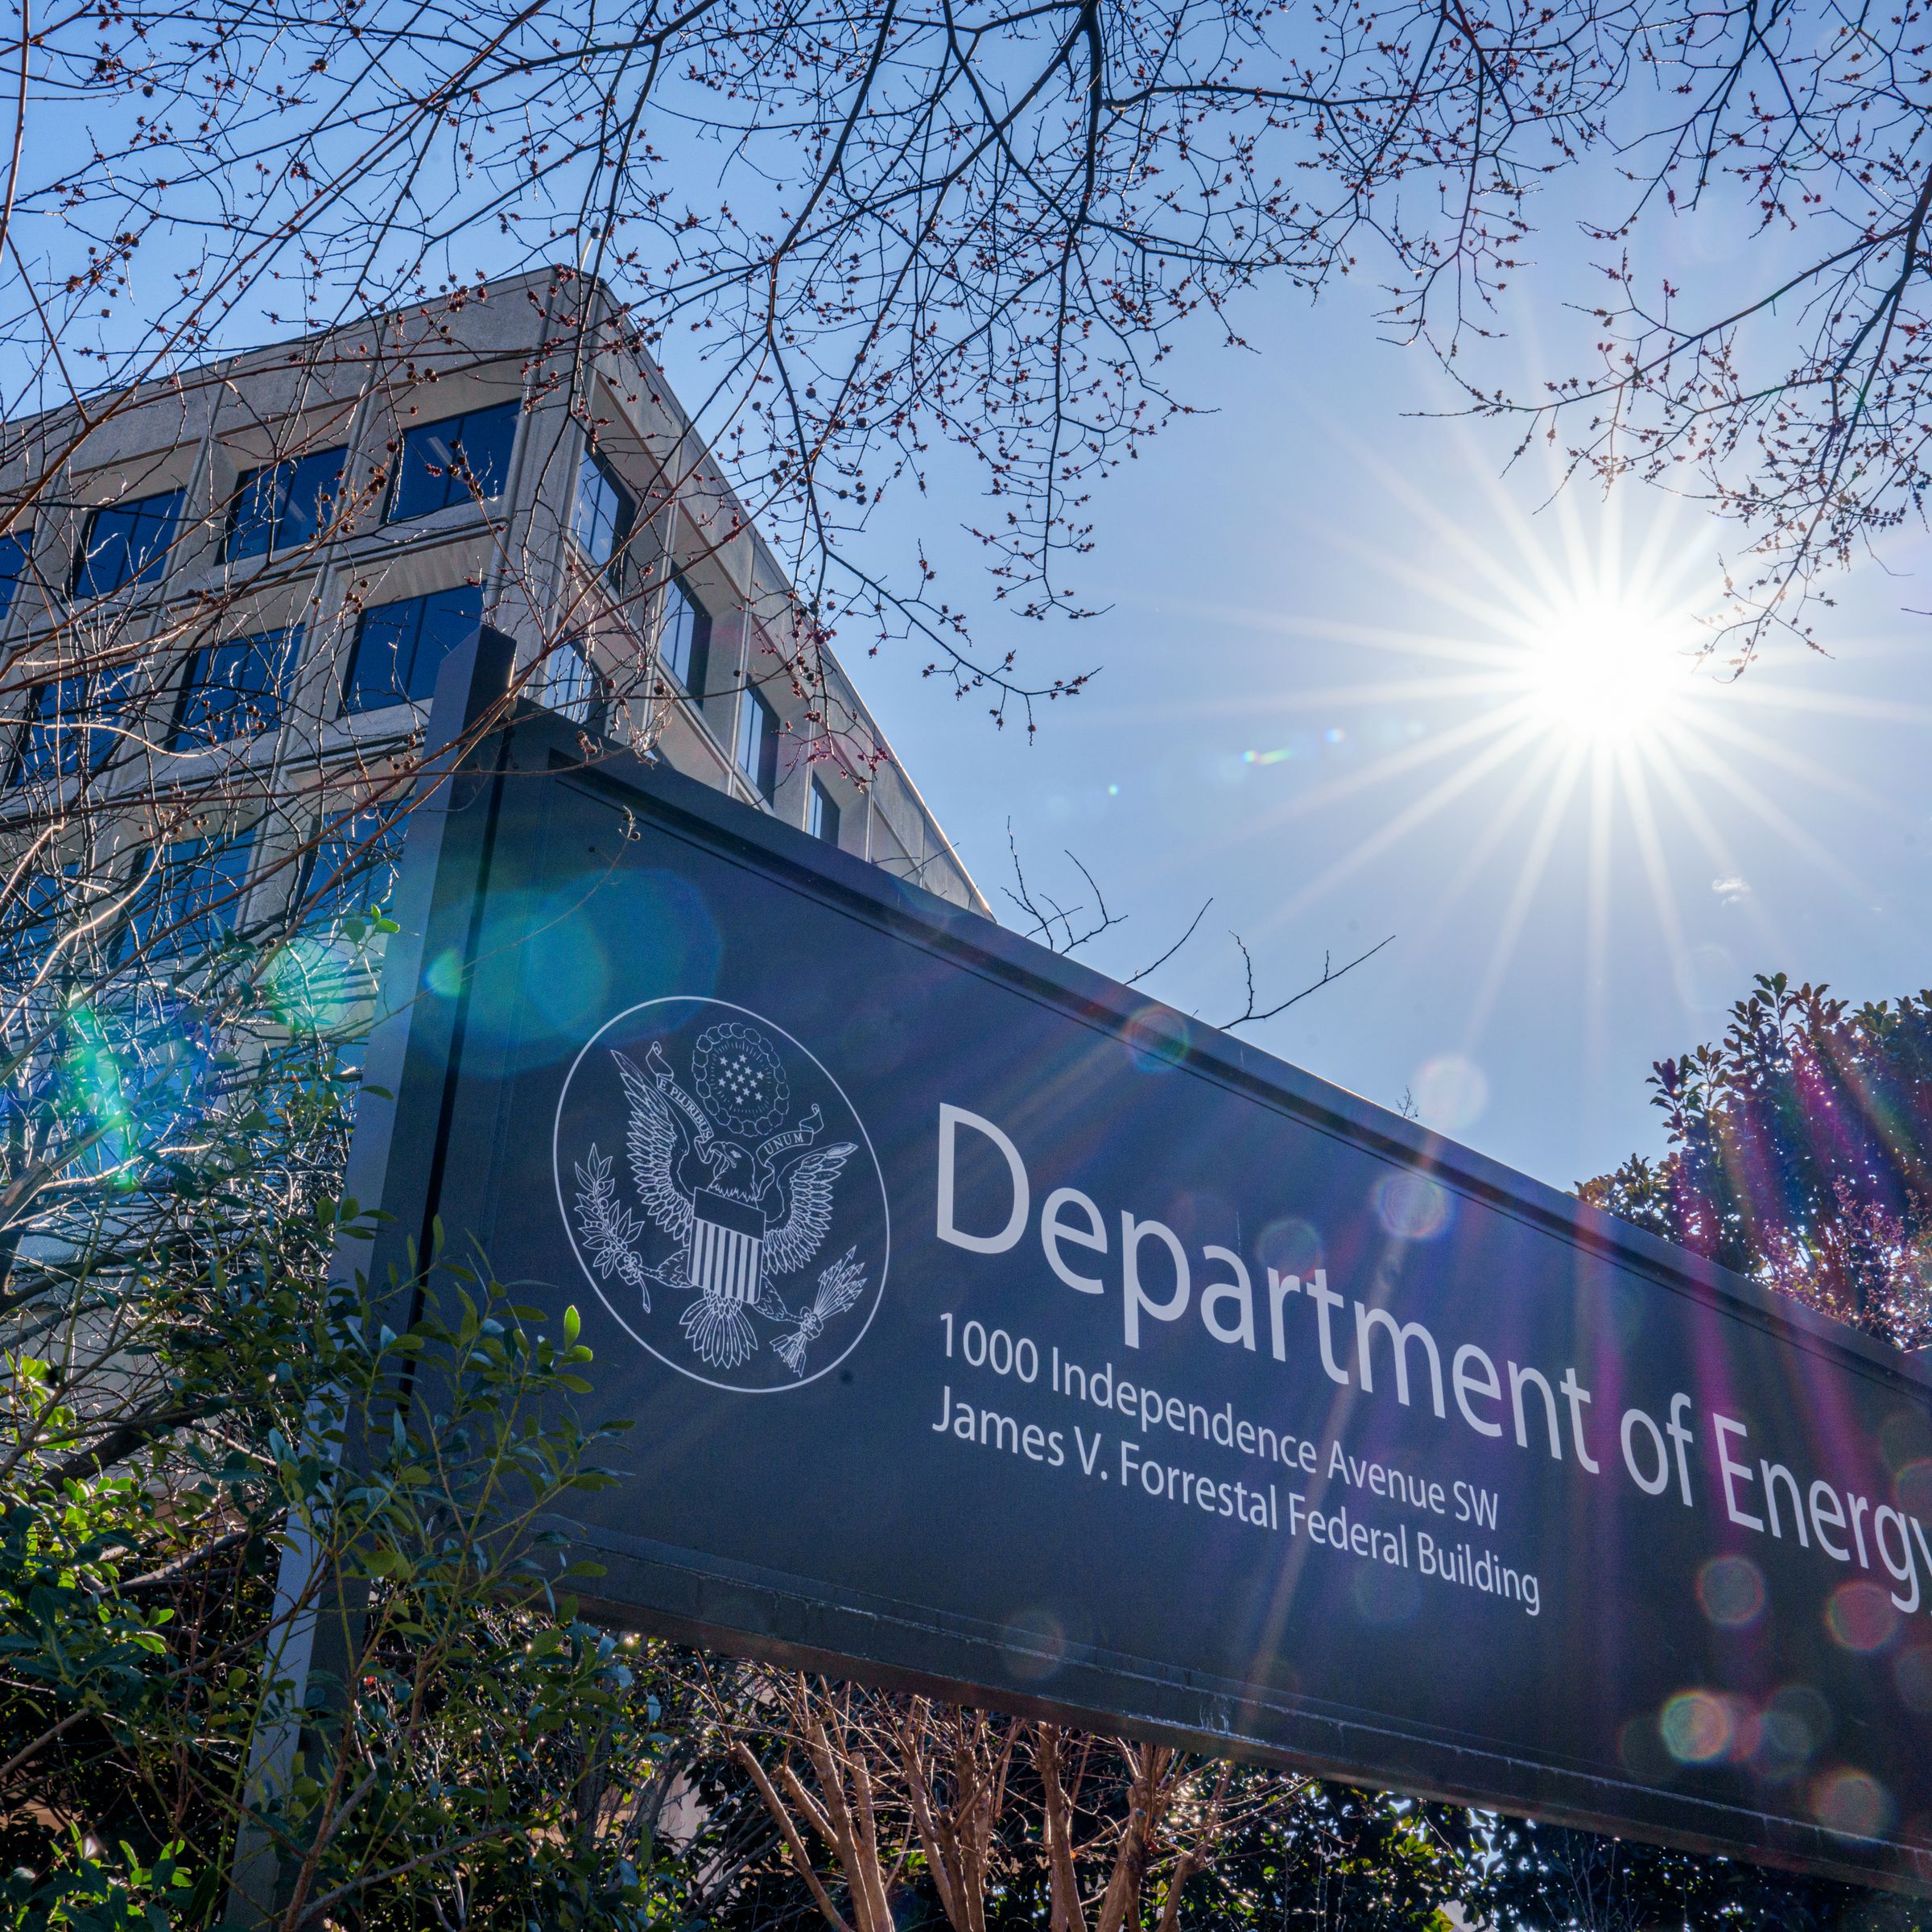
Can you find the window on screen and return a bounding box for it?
[303,805,405,920]
[0,530,32,624]
[8,666,130,785]
[276,805,407,1038]
[227,448,349,560]
[571,448,634,576]
[735,684,780,803]
[0,862,81,985]
[543,639,603,725]
[807,777,840,847]
[73,489,184,597]
[122,826,258,965]
[172,628,299,751]
[659,576,710,694]
[387,400,519,522]
[341,585,483,713]
[10,675,86,783]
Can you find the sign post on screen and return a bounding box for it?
[339,651,1932,1895]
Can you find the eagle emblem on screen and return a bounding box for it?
[568,1016,874,1377]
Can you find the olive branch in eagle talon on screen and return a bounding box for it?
[571,1034,865,1373]
[572,1146,658,1313]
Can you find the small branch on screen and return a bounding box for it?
[1222,933,1395,1030]
[120,1526,253,1592]
[1125,898,1212,986]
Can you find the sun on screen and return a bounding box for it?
[1520,596,1695,746]
[1160,431,1915,1100]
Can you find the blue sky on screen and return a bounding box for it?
[828,279,1932,1194]
[32,2,1919,1195]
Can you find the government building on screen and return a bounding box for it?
[0,266,984,988]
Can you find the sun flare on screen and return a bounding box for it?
[1521,597,1694,747]
[1176,430,1923,1108]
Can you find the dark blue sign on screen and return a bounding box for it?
[358,654,1932,1894]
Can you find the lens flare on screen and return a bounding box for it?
[1696,1554,1767,1629]
[1520,597,1693,746]
[1826,1580,1900,1654]
[1660,1690,1732,1765]
[1413,1053,1489,1131]
[1896,1457,1932,1519]
[1811,1768,1894,1840]
[1257,1216,1323,1278]
[1375,1171,1452,1242]
[1123,1004,1191,1074]
[1895,1649,1932,1714]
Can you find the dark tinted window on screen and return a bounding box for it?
[660,577,710,694]
[572,449,634,574]
[228,448,348,559]
[341,584,483,712]
[544,639,605,725]
[0,862,80,986]
[74,489,184,597]
[303,804,406,919]
[8,665,130,785]
[172,628,299,750]
[388,401,519,522]
[0,531,32,624]
[808,777,840,846]
[122,826,258,964]
[10,675,87,783]
[735,684,780,802]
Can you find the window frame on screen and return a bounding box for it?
[658,576,711,697]
[171,626,301,752]
[571,447,636,579]
[226,447,349,562]
[386,400,522,526]
[0,861,85,986]
[302,803,407,923]
[807,776,841,847]
[341,584,485,715]
[72,489,185,598]
[543,638,608,727]
[7,664,132,786]
[119,824,260,968]
[0,530,33,625]
[735,683,781,803]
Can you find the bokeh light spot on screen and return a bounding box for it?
[1896,1458,1932,1521]
[1894,1648,1932,1715]
[1123,1004,1190,1074]
[1811,1768,1894,1841]
[1660,1690,1732,1765]
[423,947,465,999]
[1375,1170,1452,1242]
[1696,1554,1767,1629]
[1257,1216,1323,1279]
[1001,1607,1067,1683]
[1413,1054,1490,1133]
[1756,1685,1831,1782]
[1826,1579,1900,1654]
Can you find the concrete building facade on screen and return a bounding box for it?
[0,267,985,965]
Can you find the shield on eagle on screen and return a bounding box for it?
[690,1187,766,1306]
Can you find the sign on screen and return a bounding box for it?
[358,658,1932,1894]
